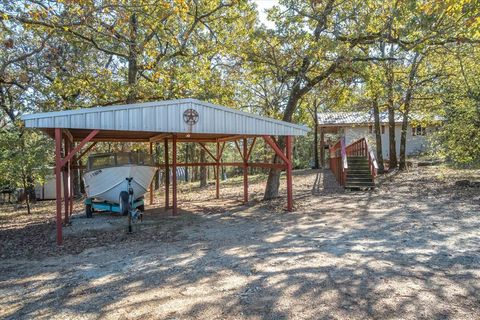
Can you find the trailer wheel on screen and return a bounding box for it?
[137,204,145,212]
[119,191,130,216]
[86,204,93,218]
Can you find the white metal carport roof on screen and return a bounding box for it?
[22,98,309,141]
[22,98,308,245]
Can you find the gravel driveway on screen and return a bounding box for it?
[1,167,479,319]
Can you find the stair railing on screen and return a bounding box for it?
[329,136,347,186]
[345,137,378,180]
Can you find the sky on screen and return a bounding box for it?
[252,0,278,28]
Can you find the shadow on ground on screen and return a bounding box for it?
[1,168,479,319]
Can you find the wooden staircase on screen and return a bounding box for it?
[346,156,375,189]
[329,137,377,190]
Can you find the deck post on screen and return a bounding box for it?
[320,127,325,168]
[54,128,63,245]
[63,136,69,225]
[243,138,248,204]
[164,138,169,210]
[216,140,220,199]
[286,136,293,212]
[149,142,154,205]
[172,134,177,215]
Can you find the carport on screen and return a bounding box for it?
[21,98,309,245]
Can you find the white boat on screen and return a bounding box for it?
[83,152,157,203]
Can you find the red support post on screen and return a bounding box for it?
[216,140,220,199]
[69,143,74,219]
[149,142,154,205]
[164,138,170,211]
[286,136,293,212]
[63,137,69,225]
[172,135,178,215]
[54,128,63,245]
[243,138,248,204]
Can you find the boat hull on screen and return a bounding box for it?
[83,165,157,203]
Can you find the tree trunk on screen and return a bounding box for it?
[372,97,384,174]
[386,61,397,169]
[21,172,30,214]
[313,101,319,169]
[263,81,305,199]
[126,13,138,104]
[184,143,189,182]
[320,128,325,168]
[399,53,421,170]
[199,148,207,187]
[399,112,409,170]
[263,149,282,199]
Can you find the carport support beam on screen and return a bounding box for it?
[243,138,248,204]
[286,136,293,212]
[164,138,169,210]
[149,142,154,205]
[172,134,177,215]
[55,128,63,245]
[63,137,69,225]
[69,143,74,219]
[216,140,220,199]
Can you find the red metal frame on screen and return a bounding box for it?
[164,138,169,210]
[60,130,99,167]
[54,129,100,245]
[234,140,244,161]
[286,136,293,212]
[149,142,154,205]
[199,143,217,162]
[243,138,248,204]
[77,141,97,160]
[63,137,69,225]
[216,140,220,199]
[156,162,286,169]
[172,134,178,215]
[52,129,297,245]
[263,136,290,164]
[55,129,63,244]
[247,137,257,160]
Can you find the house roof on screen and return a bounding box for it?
[317,111,441,126]
[22,98,309,141]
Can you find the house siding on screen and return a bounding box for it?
[344,124,430,159]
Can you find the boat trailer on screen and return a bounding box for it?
[84,178,144,232]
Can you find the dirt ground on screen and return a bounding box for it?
[1,166,480,319]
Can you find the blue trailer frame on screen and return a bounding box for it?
[84,197,144,214]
